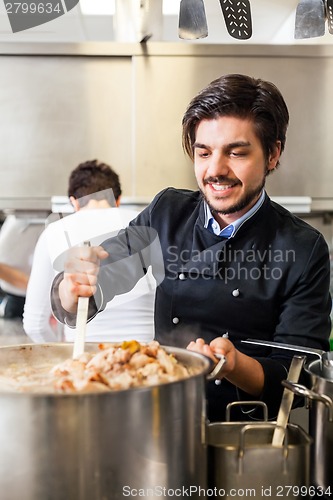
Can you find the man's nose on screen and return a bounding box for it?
[207,154,230,178]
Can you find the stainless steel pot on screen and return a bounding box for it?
[242,338,333,492]
[0,343,211,500]
[283,361,333,493]
[207,422,311,497]
[207,402,312,498]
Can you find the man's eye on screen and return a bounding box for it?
[197,150,209,158]
[230,151,246,157]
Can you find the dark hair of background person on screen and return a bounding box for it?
[68,159,122,207]
[182,73,290,170]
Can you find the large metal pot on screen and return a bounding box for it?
[0,343,211,500]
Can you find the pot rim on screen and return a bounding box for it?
[305,358,333,384]
[0,342,212,397]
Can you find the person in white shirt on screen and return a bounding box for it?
[0,214,44,319]
[23,159,155,343]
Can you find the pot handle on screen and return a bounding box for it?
[282,380,333,422]
[206,353,226,380]
[225,400,268,422]
[242,338,325,359]
[238,423,289,474]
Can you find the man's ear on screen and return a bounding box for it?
[267,141,282,172]
[69,196,80,212]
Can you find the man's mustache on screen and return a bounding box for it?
[203,176,242,186]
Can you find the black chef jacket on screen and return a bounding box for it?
[52,189,331,421]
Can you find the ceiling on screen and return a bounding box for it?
[0,0,332,44]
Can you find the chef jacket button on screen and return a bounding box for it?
[179,273,186,280]
[232,289,240,297]
[172,317,180,324]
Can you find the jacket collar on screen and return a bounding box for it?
[203,190,266,238]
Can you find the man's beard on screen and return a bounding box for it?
[200,177,266,215]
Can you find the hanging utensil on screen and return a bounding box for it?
[72,241,91,360]
[178,0,208,40]
[218,0,252,40]
[326,0,333,34]
[294,0,326,39]
[272,355,305,446]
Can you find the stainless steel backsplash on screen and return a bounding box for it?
[0,43,332,205]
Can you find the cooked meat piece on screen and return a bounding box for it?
[129,352,155,369]
[113,348,132,364]
[86,349,114,372]
[156,349,178,374]
[102,371,135,390]
[51,358,86,377]
[141,340,160,358]
[138,361,161,378]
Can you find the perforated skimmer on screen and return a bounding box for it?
[219,0,252,40]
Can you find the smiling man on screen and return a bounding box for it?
[52,74,331,422]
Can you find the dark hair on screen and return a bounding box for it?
[182,74,289,166]
[68,159,122,207]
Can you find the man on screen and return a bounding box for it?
[51,75,331,421]
[24,160,155,343]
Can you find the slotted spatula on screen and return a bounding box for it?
[178,0,208,39]
[326,0,333,34]
[294,0,326,39]
[219,0,252,40]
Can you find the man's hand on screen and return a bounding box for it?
[58,245,109,313]
[187,337,236,379]
[187,336,264,396]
